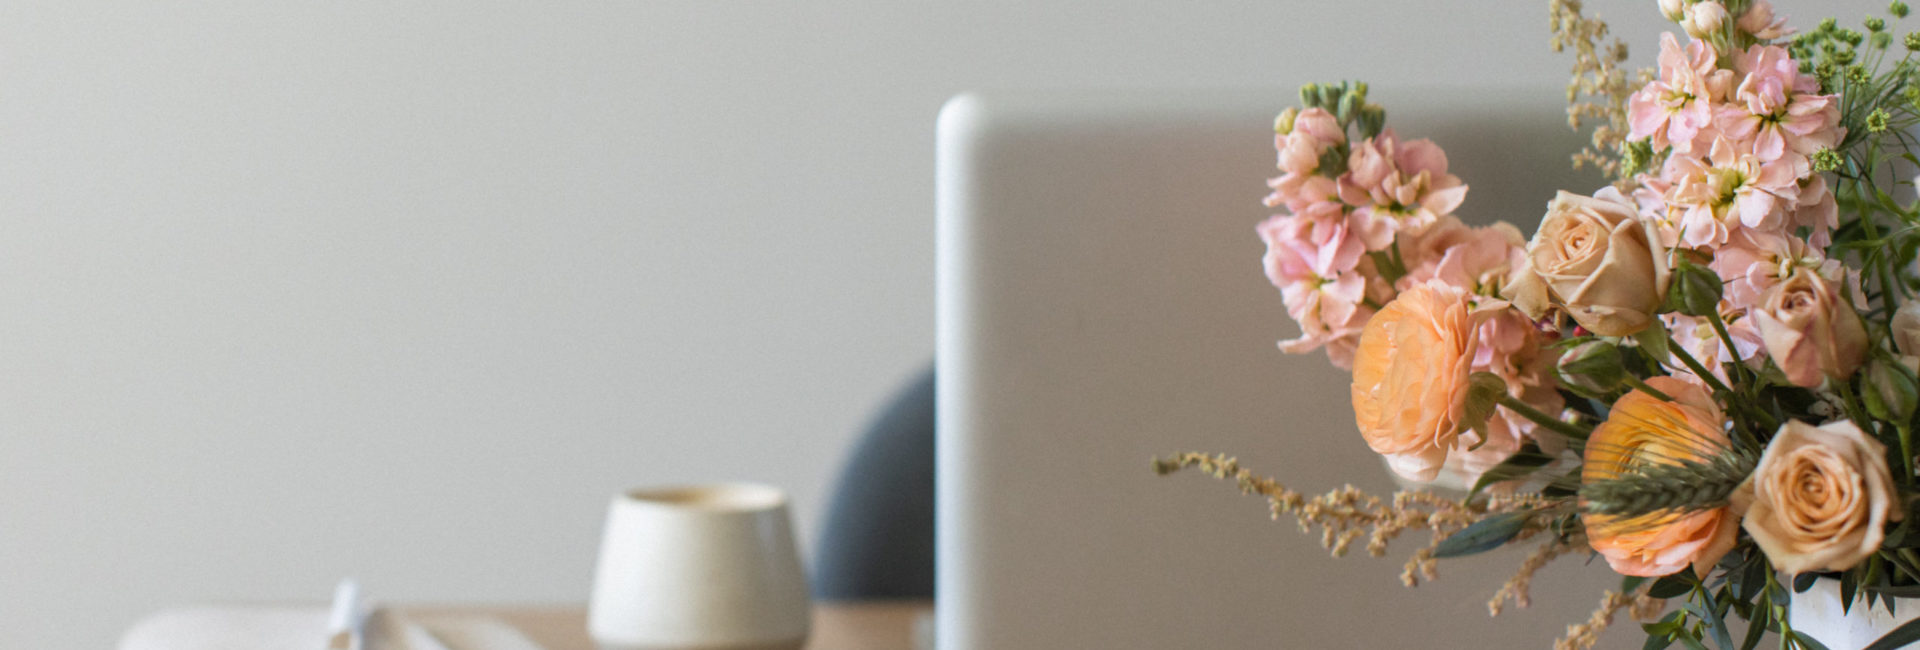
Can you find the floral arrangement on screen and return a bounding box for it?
[1155,1,1920,648]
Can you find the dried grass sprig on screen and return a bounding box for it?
[1553,587,1664,650]
[1152,452,1557,587]
[1488,537,1579,617]
[1548,0,1649,184]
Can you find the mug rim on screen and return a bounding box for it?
[619,482,788,512]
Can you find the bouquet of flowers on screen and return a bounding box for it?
[1155,1,1920,648]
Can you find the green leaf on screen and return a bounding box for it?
[1635,320,1672,364]
[1644,630,1676,650]
[1864,617,1920,650]
[1867,585,1920,598]
[1794,631,1834,650]
[1844,570,1859,614]
[1738,557,1766,602]
[1673,631,1710,650]
[1794,573,1820,593]
[1688,590,1734,650]
[1432,510,1532,558]
[1467,443,1553,499]
[1739,602,1769,650]
[1623,575,1649,594]
[1650,574,1695,599]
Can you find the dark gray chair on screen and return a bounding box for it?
[811,365,935,600]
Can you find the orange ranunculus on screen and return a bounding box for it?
[1582,376,1742,577]
[1351,281,1479,482]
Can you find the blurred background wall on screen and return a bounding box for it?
[0,0,1884,647]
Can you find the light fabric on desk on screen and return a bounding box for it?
[118,607,544,650]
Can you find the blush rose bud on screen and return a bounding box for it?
[1751,269,1867,388]
[1659,0,1687,22]
[1556,341,1629,396]
[1865,359,1920,423]
[1662,259,1724,318]
[1683,1,1729,39]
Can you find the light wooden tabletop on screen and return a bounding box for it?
[413,600,933,650]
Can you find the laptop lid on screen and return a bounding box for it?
[935,88,1633,649]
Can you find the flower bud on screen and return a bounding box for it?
[1275,107,1299,135]
[1557,341,1629,396]
[1865,359,1920,423]
[1660,0,1688,22]
[1684,1,1729,39]
[1752,268,1867,388]
[1893,303,1920,361]
[1663,259,1724,318]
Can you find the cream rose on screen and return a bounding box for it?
[1740,420,1901,575]
[1750,268,1866,388]
[1503,189,1669,337]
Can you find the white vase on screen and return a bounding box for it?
[1790,577,1920,648]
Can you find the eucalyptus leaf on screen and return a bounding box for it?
[1739,602,1769,650]
[1649,574,1694,599]
[1432,510,1532,558]
[1467,443,1553,499]
[1794,573,1819,593]
[1794,631,1833,650]
[1864,614,1920,650]
[1688,590,1734,650]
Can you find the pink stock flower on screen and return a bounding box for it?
[1708,229,1836,310]
[1716,45,1841,175]
[1662,136,1800,248]
[1788,174,1839,248]
[1454,308,1567,480]
[1260,214,1374,369]
[1629,33,1733,154]
[1266,108,1347,212]
[1397,216,1527,296]
[1336,129,1469,248]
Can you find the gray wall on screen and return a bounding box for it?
[0,1,1883,647]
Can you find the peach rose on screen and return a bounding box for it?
[1750,267,1866,388]
[1583,376,1742,577]
[1739,420,1901,575]
[1503,189,1670,337]
[1351,281,1479,482]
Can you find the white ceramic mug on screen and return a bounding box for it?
[588,483,811,650]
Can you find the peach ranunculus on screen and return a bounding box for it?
[1750,266,1867,388]
[1582,376,1743,577]
[1503,188,1670,337]
[1739,420,1902,575]
[1351,281,1480,482]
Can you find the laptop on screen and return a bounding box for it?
[935,88,1635,649]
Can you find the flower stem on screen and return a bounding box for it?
[1620,376,1672,402]
[1664,336,1732,394]
[1900,423,1915,480]
[1496,394,1591,441]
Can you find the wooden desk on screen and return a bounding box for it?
[416,601,933,650]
